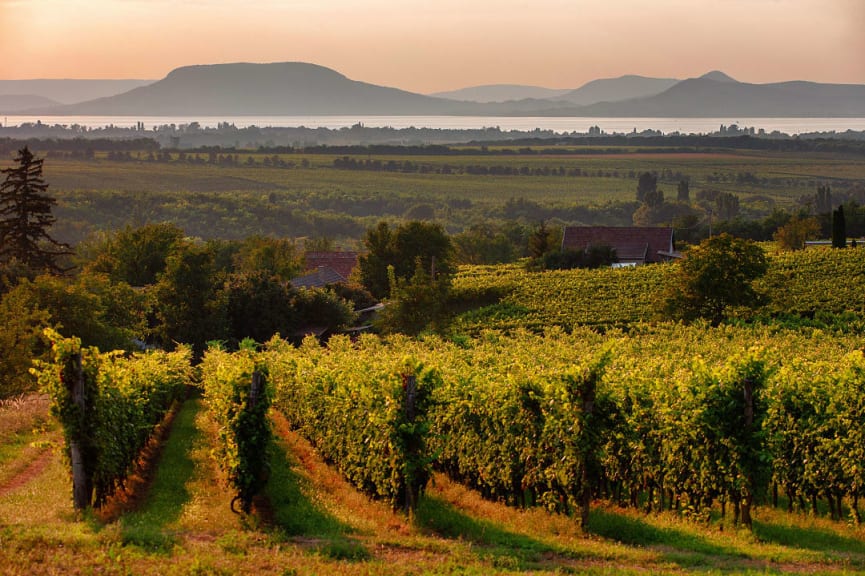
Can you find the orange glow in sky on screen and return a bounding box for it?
[1,0,863,92]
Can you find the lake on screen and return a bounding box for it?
[2,115,865,135]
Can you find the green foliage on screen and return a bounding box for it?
[636,172,658,204]
[662,234,768,325]
[34,329,191,507]
[452,222,523,265]
[152,243,226,358]
[816,184,832,214]
[222,271,294,344]
[0,271,146,399]
[232,235,302,282]
[714,191,741,221]
[200,346,272,512]
[266,335,437,510]
[773,216,820,251]
[632,200,699,227]
[81,223,185,286]
[0,287,49,398]
[677,179,690,203]
[541,245,618,271]
[378,260,451,335]
[10,272,147,351]
[527,220,556,260]
[452,248,865,333]
[358,221,453,299]
[262,324,865,527]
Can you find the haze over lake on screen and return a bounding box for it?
[3,115,865,136]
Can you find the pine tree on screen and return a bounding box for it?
[0,147,70,274]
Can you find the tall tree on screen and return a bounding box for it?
[815,185,832,214]
[0,147,71,274]
[636,172,658,204]
[677,179,690,203]
[358,221,452,300]
[832,205,847,248]
[715,192,741,221]
[528,220,555,260]
[662,234,768,326]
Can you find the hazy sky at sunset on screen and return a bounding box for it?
[1,0,863,92]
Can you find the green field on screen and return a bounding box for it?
[34,147,865,245]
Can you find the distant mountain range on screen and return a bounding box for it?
[5,62,865,118]
[431,84,573,103]
[0,94,61,113]
[0,79,154,112]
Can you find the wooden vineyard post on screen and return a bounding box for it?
[741,377,754,529]
[250,370,263,410]
[403,374,418,515]
[580,379,595,531]
[66,352,92,510]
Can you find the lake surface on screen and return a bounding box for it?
[3,115,865,135]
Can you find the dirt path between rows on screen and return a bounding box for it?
[0,447,54,498]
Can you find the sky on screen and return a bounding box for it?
[1,0,863,93]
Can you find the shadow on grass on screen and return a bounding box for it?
[265,437,369,561]
[415,495,572,570]
[754,519,865,554]
[119,397,201,551]
[588,507,741,564]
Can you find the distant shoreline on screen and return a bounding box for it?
[3,115,865,135]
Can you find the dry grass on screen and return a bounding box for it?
[0,393,50,442]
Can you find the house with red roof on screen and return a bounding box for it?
[561,226,678,266]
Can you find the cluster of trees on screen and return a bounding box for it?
[0,149,375,397]
[358,221,455,335]
[0,147,466,397]
[333,156,622,178]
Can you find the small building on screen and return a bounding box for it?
[304,251,359,280]
[561,226,678,266]
[290,251,359,289]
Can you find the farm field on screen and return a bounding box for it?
[3,388,865,575]
[30,146,865,244]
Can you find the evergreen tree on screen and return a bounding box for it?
[528,220,554,259]
[636,172,657,203]
[0,147,70,274]
[677,179,690,203]
[832,205,847,248]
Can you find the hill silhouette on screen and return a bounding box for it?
[0,79,153,105]
[45,62,480,116]
[431,84,573,103]
[23,63,865,118]
[558,75,680,106]
[577,76,865,117]
[0,94,61,113]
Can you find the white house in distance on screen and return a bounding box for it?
[561,226,678,266]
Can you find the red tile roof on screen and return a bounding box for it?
[561,226,674,263]
[303,251,359,280]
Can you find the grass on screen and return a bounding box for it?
[117,396,201,551]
